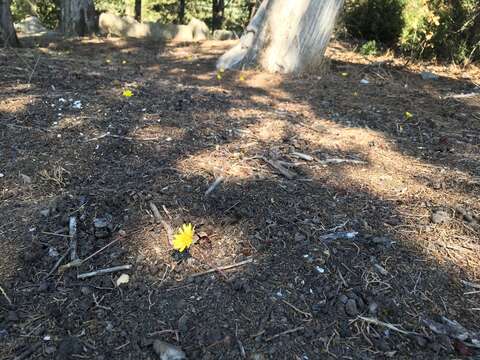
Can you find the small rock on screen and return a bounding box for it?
[415,335,428,347]
[45,345,56,354]
[345,299,359,316]
[94,216,112,238]
[368,301,378,315]
[295,232,306,242]
[153,340,186,360]
[360,79,369,84]
[7,311,19,322]
[40,208,50,217]
[431,210,450,224]
[57,336,83,359]
[20,173,32,184]
[178,313,189,333]
[420,71,439,80]
[116,274,130,287]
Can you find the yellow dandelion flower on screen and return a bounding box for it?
[173,223,195,252]
[216,73,222,80]
[122,89,133,97]
[106,59,111,64]
[239,74,245,81]
[219,68,225,73]
[341,72,349,77]
[404,111,413,119]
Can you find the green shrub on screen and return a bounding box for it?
[12,0,60,29]
[360,40,379,55]
[344,0,405,44]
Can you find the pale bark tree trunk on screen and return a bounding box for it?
[61,0,97,36]
[217,0,344,73]
[134,0,142,22]
[0,0,19,47]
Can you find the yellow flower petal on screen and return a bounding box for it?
[341,72,349,77]
[404,111,413,119]
[122,89,133,97]
[173,223,194,252]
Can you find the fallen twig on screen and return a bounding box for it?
[265,326,304,342]
[190,258,253,278]
[45,248,70,278]
[358,316,419,336]
[205,176,225,196]
[77,265,132,279]
[260,156,296,179]
[149,201,174,245]
[0,285,12,305]
[317,158,367,165]
[461,280,480,289]
[85,132,161,142]
[291,152,314,161]
[69,217,78,261]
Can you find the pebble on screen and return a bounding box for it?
[420,71,439,80]
[345,299,359,316]
[153,340,186,360]
[431,210,450,224]
[7,311,19,322]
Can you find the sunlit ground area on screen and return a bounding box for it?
[0,36,479,359]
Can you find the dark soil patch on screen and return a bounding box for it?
[0,36,479,359]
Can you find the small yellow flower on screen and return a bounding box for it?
[404,111,413,119]
[122,89,133,97]
[106,59,111,64]
[219,68,225,73]
[216,73,222,80]
[239,74,245,81]
[353,91,358,96]
[341,72,349,77]
[173,223,195,252]
[122,60,127,64]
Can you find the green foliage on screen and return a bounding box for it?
[359,40,378,56]
[345,0,480,63]
[11,0,60,29]
[344,0,405,44]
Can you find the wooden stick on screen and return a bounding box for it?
[461,280,480,289]
[149,201,173,245]
[77,265,132,279]
[205,176,225,196]
[260,156,296,179]
[190,258,253,278]
[82,238,120,263]
[45,248,70,278]
[265,326,304,342]
[69,217,78,261]
[0,285,12,305]
[358,316,420,336]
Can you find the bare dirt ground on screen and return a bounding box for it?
[0,36,479,359]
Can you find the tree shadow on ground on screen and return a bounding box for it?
[0,36,479,359]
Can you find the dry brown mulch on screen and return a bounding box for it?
[0,36,479,359]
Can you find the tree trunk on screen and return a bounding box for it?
[134,0,142,22]
[178,0,186,24]
[0,0,19,47]
[212,0,224,30]
[61,0,97,36]
[217,0,344,73]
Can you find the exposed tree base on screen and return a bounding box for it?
[61,0,97,36]
[217,0,344,73]
[0,0,19,47]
